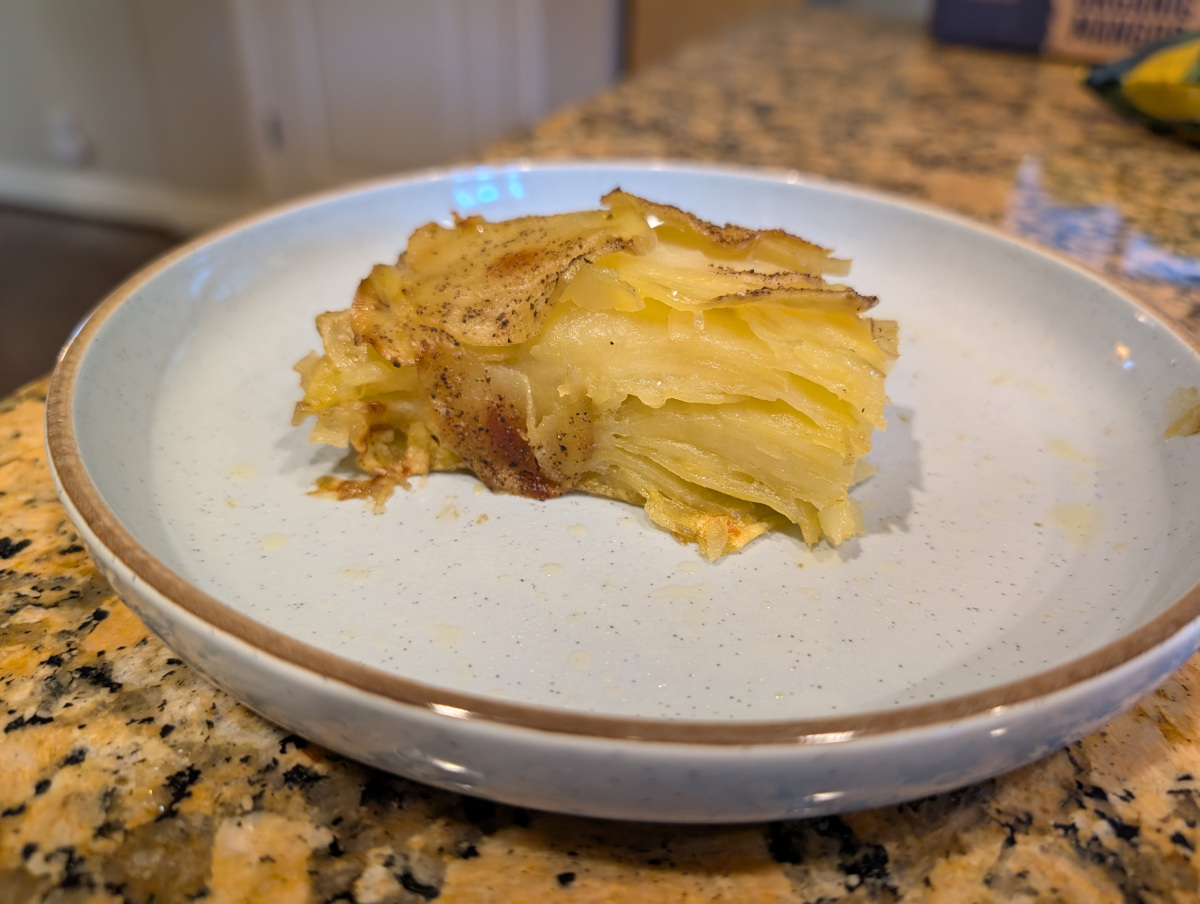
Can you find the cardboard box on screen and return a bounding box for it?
[932,0,1200,62]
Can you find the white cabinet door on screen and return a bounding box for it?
[232,0,617,200]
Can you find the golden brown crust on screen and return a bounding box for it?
[418,340,563,499]
[311,473,399,512]
[351,267,422,367]
[377,208,654,351]
[603,189,831,257]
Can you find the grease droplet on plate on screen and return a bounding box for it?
[540,563,564,577]
[569,650,591,670]
[1045,438,1096,465]
[261,533,288,551]
[338,565,380,582]
[1047,503,1100,551]
[431,622,462,648]
[227,461,258,483]
[567,524,587,539]
[991,372,1054,399]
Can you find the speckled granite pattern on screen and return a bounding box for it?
[6,7,1200,901]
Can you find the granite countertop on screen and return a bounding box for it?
[4,7,1200,902]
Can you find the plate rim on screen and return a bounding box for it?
[44,158,1200,746]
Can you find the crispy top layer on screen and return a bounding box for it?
[353,204,655,356]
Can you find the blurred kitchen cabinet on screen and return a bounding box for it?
[0,0,620,230]
[0,0,255,231]
[232,0,621,199]
[624,0,795,73]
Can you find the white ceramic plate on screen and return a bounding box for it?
[47,162,1200,822]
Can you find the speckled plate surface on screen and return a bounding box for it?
[46,162,1200,822]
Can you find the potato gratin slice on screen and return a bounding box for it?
[293,191,898,559]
